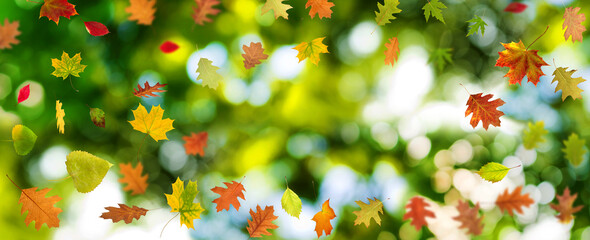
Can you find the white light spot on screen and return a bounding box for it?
[248,80,270,106]
[269,46,305,80]
[159,141,188,172]
[223,78,249,104]
[450,139,473,164]
[371,122,398,150]
[407,136,431,159]
[39,146,69,180]
[348,21,381,57]
[537,182,555,204]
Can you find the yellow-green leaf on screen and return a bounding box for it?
[12,124,37,156]
[196,58,223,90]
[128,103,174,142]
[466,15,487,36]
[375,0,401,26]
[51,51,87,79]
[165,177,204,229]
[66,150,113,193]
[353,197,384,227]
[523,121,548,150]
[422,0,446,24]
[476,162,513,183]
[281,187,302,218]
[563,133,586,166]
[293,37,329,66]
[552,66,586,101]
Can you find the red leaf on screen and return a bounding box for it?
[17,84,30,104]
[182,132,208,156]
[504,2,527,13]
[84,21,109,36]
[495,186,534,216]
[403,196,435,230]
[465,93,505,130]
[39,0,78,25]
[160,41,179,53]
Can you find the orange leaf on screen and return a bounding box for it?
[242,42,269,69]
[192,0,220,25]
[0,19,20,49]
[384,37,399,67]
[133,81,167,98]
[495,40,549,85]
[100,204,148,224]
[403,196,435,231]
[495,186,534,216]
[563,7,586,43]
[125,0,156,25]
[211,180,246,212]
[305,0,335,19]
[465,92,505,130]
[247,205,278,238]
[311,199,336,238]
[8,175,62,231]
[550,187,583,223]
[39,0,78,25]
[118,162,148,195]
[182,132,208,156]
[452,200,483,236]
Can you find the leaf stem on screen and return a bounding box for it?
[47,175,71,182]
[0,139,13,142]
[284,176,288,188]
[69,76,79,92]
[6,174,23,191]
[526,25,549,50]
[160,212,179,238]
[509,164,522,170]
[459,83,471,95]
[312,180,317,200]
[136,133,149,164]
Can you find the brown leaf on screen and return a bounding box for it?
[0,19,20,49]
[242,42,269,69]
[452,200,484,236]
[247,205,278,238]
[118,162,148,195]
[133,81,167,98]
[211,180,246,212]
[192,0,220,25]
[550,187,583,223]
[495,186,534,216]
[100,204,148,224]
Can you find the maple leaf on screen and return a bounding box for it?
[261,0,292,20]
[84,21,109,37]
[293,37,329,66]
[7,175,62,231]
[192,0,220,25]
[422,0,446,24]
[550,187,583,224]
[160,41,179,54]
[495,186,534,216]
[562,133,586,166]
[100,204,148,224]
[453,200,483,236]
[196,58,223,90]
[89,107,105,128]
[495,40,549,85]
[183,132,208,156]
[165,177,204,229]
[281,187,302,218]
[312,199,336,238]
[133,81,167,98]
[353,197,384,228]
[66,150,113,193]
[403,196,435,230]
[247,205,279,238]
[428,48,452,72]
[17,84,30,104]
[56,100,65,134]
[375,0,401,26]
[118,162,148,195]
[0,19,20,49]
[12,124,37,156]
[128,103,175,142]
[465,93,505,130]
[211,180,245,212]
[306,0,334,19]
[51,52,87,80]
[504,2,527,13]
[563,7,586,43]
[384,37,400,67]
[242,42,269,69]
[523,121,548,150]
[39,0,78,25]
[125,0,156,25]
[476,162,515,183]
[552,66,586,101]
[466,15,487,37]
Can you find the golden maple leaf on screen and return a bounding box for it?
[128,103,174,141]
[293,37,329,66]
[165,178,204,229]
[353,197,384,227]
[51,51,87,80]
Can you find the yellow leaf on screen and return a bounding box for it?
[51,51,86,79]
[128,103,174,141]
[353,197,384,227]
[552,66,586,101]
[164,177,204,229]
[293,37,329,66]
[56,100,65,134]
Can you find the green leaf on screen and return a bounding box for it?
[281,187,302,218]
[476,162,513,183]
[552,66,586,101]
[89,107,105,128]
[563,133,586,166]
[66,150,113,193]
[51,52,87,79]
[523,121,548,150]
[428,48,453,72]
[422,0,446,24]
[196,58,223,90]
[466,15,487,36]
[12,124,37,156]
[374,0,402,26]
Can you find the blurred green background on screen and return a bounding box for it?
[2,0,590,239]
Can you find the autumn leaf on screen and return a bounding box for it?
[196,58,223,90]
[353,197,384,227]
[550,187,583,224]
[281,187,302,218]
[293,37,329,66]
[552,66,586,101]
[39,0,78,25]
[100,204,148,224]
[56,100,65,134]
[7,175,61,231]
[384,37,399,67]
[403,196,435,230]
[476,162,518,183]
[118,162,148,195]
[305,0,334,19]
[160,41,179,54]
[247,205,279,238]
[192,0,220,25]
[504,2,527,13]
[165,177,204,229]
[261,0,292,20]
[312,199,336,238]
[466,15,487,37]
[453,200,483,236]
[375,0,401,26]
[133,81,167,98]
[129,103,175,142]
[523,121,548,150]
[17,84,30,104]
[66,150,113,193]
[183,132,208,156]
[563,7,586,43]
[125,0,156,25]
[0,19,20,49]
[422,0,446,24]
[211,180,245,212]
[51,51,87,80]
[495,40,549,85]
[428,48,452,72]
[12,124,37,156]
[89,107,105,128]
[495,186,534,216]
[242,42,268,69]
[465,92,505,130]
[562,133,586,166]
[84,21,109,37]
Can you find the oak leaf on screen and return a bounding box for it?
[495,40,549,85]
[183,132,208,156]
[165,177,204,229]
[312,199,336,238]
[9,175,62,231]
[495,186,534,216]
[129,103,175,142]
[133,81,167,98]
[403,196,435,230]
[66,150,113,193]
[422,0,446,24]
[562,133,586,166]
[0,19,20,49]
[552,66,586,101]
[84,21,109,36]
[476,162,515,183]
[12,124,37,156]
[261,0,292,20]
[17,84,30,104]
[118,162,148,195]
[281,187,302,218]
[384,37,399,67]
[466,15,487,37]
[125,0,156,25]
[465,93,505,130]
[100,204,148,223]
[305,0,334,19]
[51,52,87,80]
[453,200,483,236]
[563,7,586,43]
[211,180,245,212]
[56,100,65,134]
[293,37,329,66]
[504,2,527,13]
[353,197,384,227]
[192,0,220,25]
[247,205,278,238]
[523,121,547,150]
[550,187,583,224]
[375,0,401,26]
[196,58,223,89]
[40,0,78,25]
[242,42,268,69]
[89,107,105,128]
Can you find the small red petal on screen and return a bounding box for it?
[84,21,110,36]
[17,84,30,104]
[160,41,179,54]
[504,2,527,13]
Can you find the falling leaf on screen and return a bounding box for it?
[242,42,269,69]
[422,0,446,24]
[128,103,175,142]
[353,197,384,227]
[211,180,246,212]
[196,58,223,90]
[428,48,452,71]
[403,196,435,230]
[39,0,78,25]
[305,0,334,19]
[165,177,204,229]
[504,2,527,13]
[17,84,30,104]
[84,21,109,36]
[100,204,148,224]
[375,0,401,26]
[312,199,336,238]
[523,121,548,150]
[550,187,583,224]
[281,187,302,218]
[89,107,105,128]
[476,162,514,183]
[563,7,586,43]
[495,186,534,216]
[384,37,399,67]
[465,93,505,130]
[453,200,483,236]
[495,40,549,86]
[133,81,167,98]
[0,19,20,49]
[7,175,62,231]
[192,0,220,25]
[293,37,329,66]
[66,151,113,193]
[56,100,65,134]
[466,15,487,37]
[160,41,179,53]
[562,133,586,166]
[183,132,208,156]
[261,0,292,20]
[118,162,148,195]
[552,66,586,101]
[125,0,156,25]
[12,124,37,156]
[51,51,87,80]
[247,205,279,238]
